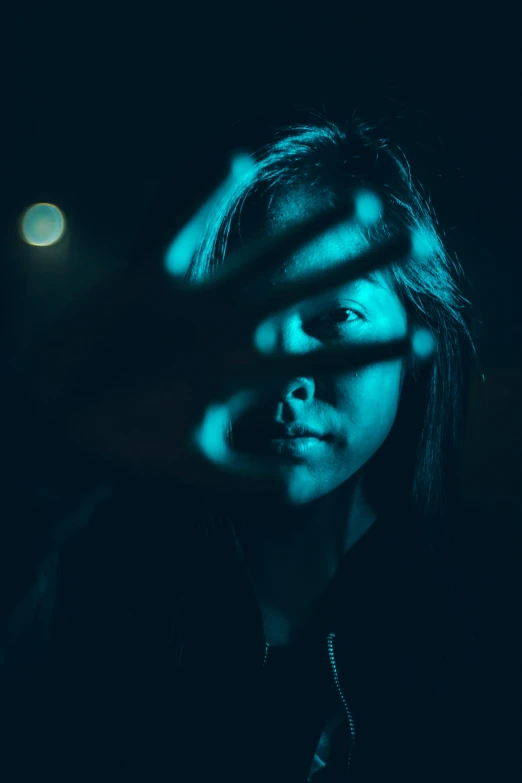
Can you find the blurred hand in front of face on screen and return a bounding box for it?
[231,185,409,506]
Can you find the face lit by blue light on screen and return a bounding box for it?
[232,185,409,505]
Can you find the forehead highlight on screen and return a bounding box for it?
[236,183,395,296]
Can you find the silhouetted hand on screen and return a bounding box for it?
[25,144,435,502]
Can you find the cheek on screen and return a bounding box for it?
[334,359,404,438]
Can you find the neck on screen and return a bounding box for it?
[224,472,376,645]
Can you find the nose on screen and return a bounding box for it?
[279,376,316,402]
[264,311,318,401]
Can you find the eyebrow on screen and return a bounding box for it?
[334,267,385,291]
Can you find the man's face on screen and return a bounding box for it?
[232,185,409,505]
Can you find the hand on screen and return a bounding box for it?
[26,145,434,501]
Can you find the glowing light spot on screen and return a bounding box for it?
[165,150,254,276]
[192,403,229,462]
[230,150,255,182]
[165,221,205,276]
[20,203,65,246]
[412,328,436,359]
[355,191,382,226]
[253,319,277,354]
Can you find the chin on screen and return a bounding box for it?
[278,476,336,507]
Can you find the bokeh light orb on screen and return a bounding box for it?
[20,203,65,246]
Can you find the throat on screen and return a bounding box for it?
[263,613,294,648]
[261,592,327,648]
[257,554,341,648]
[228,473,377,647]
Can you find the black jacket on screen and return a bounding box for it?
[0,479,517,782]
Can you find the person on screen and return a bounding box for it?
[0,108,508,782]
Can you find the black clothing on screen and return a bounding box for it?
[1,481,516,782]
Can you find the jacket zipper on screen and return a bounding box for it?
[328,631,356,774]
[263,638,269,668]
[262,633,356,774]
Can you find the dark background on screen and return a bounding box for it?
[1,10,520,574]
[0,11,520,769]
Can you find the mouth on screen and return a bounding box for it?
[265,423,331,440]
[266,434,330,458]
[272,435,321,439]
[233,419,333,459]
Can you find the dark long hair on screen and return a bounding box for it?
[166,108,480,560]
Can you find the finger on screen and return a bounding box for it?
[163,204,360,329]
[129,137,255,273]
[196,202,358,295]
[187,329,436,501]
[186,397,289,499]
[224,334,433,391]
[241,233,413,329]
[202,188,385,298]
[162,151,256,278]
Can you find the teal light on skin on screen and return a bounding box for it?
[230,150,255,181]
[253,190,383,358]
[164,212,207,276]
[20,203,65,246]
[193,184,436,508]
[193,387,265,466]
[412,328,436,359]
[165,151,254,276]
[192,402,230,462]
[254,319,279,354]
[354,190,382,226]
[231,184,411,508]
[217,186,433,646]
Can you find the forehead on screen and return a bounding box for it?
[262,184,386,291]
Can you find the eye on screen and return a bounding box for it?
[319,307,360,324]
[310,305,363,335]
